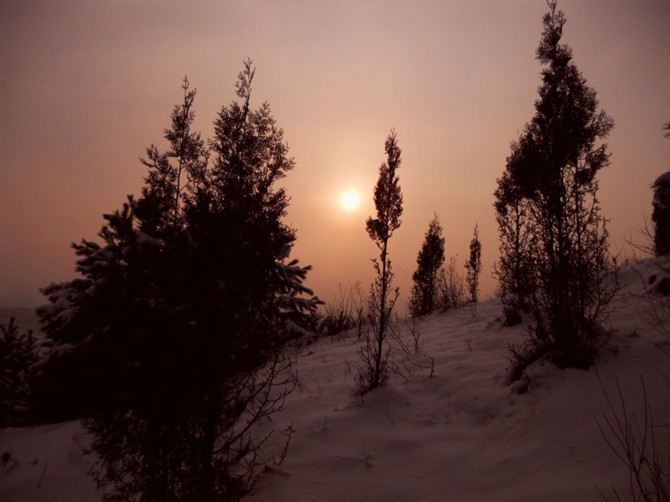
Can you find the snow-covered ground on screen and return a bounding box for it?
[1,258,669,501]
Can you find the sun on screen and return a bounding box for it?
[340,190,361,212]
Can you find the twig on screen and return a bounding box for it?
[36,460,47,489]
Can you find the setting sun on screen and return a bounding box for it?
[340,190,361,212]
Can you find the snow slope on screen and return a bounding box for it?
[1,258,669,501]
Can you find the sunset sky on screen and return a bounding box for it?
[1,1,669,309]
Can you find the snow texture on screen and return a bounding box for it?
[1,257,669,501]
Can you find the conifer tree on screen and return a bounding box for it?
[496,0,614,368]
[138,77,208,235]
[465,224,482,303]
[409,216,445,317]
[0,318,39,426]
[38,61,319,501]
[358,130,403,393]
[652,170,670,256]
[652,124,670,256]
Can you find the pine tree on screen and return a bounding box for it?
[358,130,403,393]
[409,216,445,317]
[465,224,482,303]
[652,124,670,256]
[497,0,614,369]
[138,77,208,235]
[38,61,319,501]
[0,318,40,426]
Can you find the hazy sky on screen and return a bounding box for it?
[1,1,668,309]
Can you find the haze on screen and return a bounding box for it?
[1,1,668,308]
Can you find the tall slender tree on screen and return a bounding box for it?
[409,215,445,317]
[496,0,614,368]
[358,130,403,393]
[465,224,482,303]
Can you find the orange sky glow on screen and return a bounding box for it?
[1,1,669,309]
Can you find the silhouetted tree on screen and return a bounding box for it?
[138,76,209,235]
[465,224,482,303]
[498,0,614,369]
[38,61,319,501]
[652,124,670,256]
[652,171,670,256]
[494,166,535,325]
[409,215,445,317]
[358,130,403,393]
[0,318,40,426]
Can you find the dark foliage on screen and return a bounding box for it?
[495,0,614,369]
[652,171,670,257]
[358,130,403,393]
[0,318,40,426]
[37,61,319,501]
[652,125,670,256]
[464,224,482,303]
[409,215,445,317]
[494,168,535,325]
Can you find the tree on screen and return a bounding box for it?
[37,61,319,501]
[652,124,670,256]
[0,318,40,426]
[138,76,209,235]
[652,170,670,256]
[494,166,535,325]
[464,224,482,303]
[496,0,614,369]
[409,215,445,317]
[358,130,404,393]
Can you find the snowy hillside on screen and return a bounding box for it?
[1,258,669,501]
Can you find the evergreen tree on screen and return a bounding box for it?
[652,124,670,256]
[496,0,614,369]
[0,318,40,426]
[465,224,482,303]
[358,130,403,393]
[38,61,319,501]
[138,77,209,235]
[652,170,670,256]
[409,215,445,317]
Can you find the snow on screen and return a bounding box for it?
[0,422,97,501]
[1,258,669,501]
